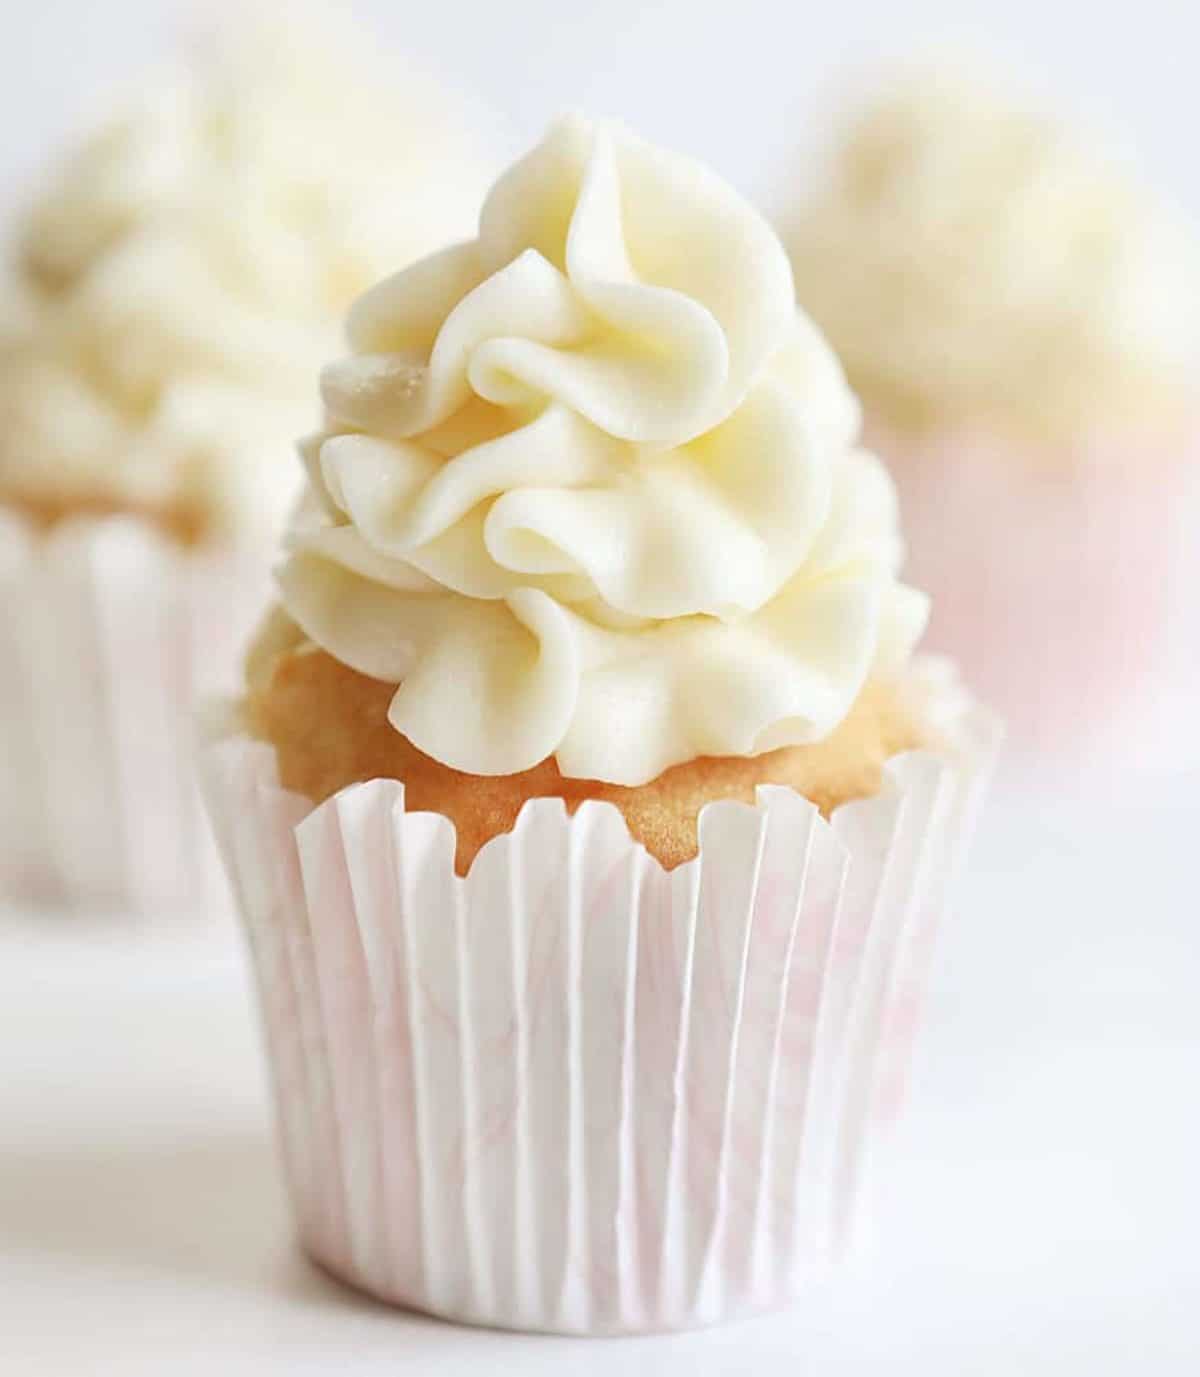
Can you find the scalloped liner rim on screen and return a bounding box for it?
[209,679,1002,885]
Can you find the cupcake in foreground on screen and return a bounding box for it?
[786,66,1200,770]
[0,17,495,910]
[205,116,999,1334]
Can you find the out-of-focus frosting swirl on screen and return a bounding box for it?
[0,20,493,542]
[282,116,927,785]
[788,68,1200,444]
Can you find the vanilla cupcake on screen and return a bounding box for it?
[205,117,998,1333]
[787,65,1200,769]
[0,17,495,910]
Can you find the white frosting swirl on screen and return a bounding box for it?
[788,67,1200,442]
[1,19,494,541]
[282,117,927,785]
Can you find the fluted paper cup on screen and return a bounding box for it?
[0,508,269,913]
[878,423,1200,775]
[203,664,998,1335]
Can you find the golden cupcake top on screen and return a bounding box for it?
[0,14,493,544]
[276,116,928,786]
[787,65,1200,445]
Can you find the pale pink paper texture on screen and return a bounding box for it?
[0,509,269,912]
[878,423,1200,774]
[204,669,998,1335]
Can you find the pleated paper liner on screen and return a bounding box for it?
[0,508,269,914]
[203,667,999,1335]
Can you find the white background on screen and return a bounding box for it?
[1,2,1198,1373]
[2,0,1200,218]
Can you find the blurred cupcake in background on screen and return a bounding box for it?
[0,11,497,912]
[786,64,1200,774]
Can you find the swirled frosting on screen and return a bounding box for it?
[788,68,1200,443]
[280,117,927,785]
[0,19,494,542]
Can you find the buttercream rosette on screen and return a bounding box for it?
[0,18,496,912]
[3,17,495,544]
[282,115,928,786]
[786,66,1200,769]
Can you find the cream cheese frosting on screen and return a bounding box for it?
[280,116,928,785]
[787,67,1200,444]
[0,19,494,543]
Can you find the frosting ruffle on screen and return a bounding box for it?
[0,18,494,542]
[283,116,926,784]
[787,66,1200,442]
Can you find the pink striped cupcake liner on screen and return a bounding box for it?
[877,423,1200,777]
[203,660,997,1334]
[0,508,269,913]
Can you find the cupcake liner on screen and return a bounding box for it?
[877,423,1200,774]
[203,662,998,1335]
[0,508,270,913]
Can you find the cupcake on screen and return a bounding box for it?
[0,17,495,910]
[205,116,998,1334]
[786,66,1200,771]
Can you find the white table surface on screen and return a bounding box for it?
[3,765,1198,1376]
